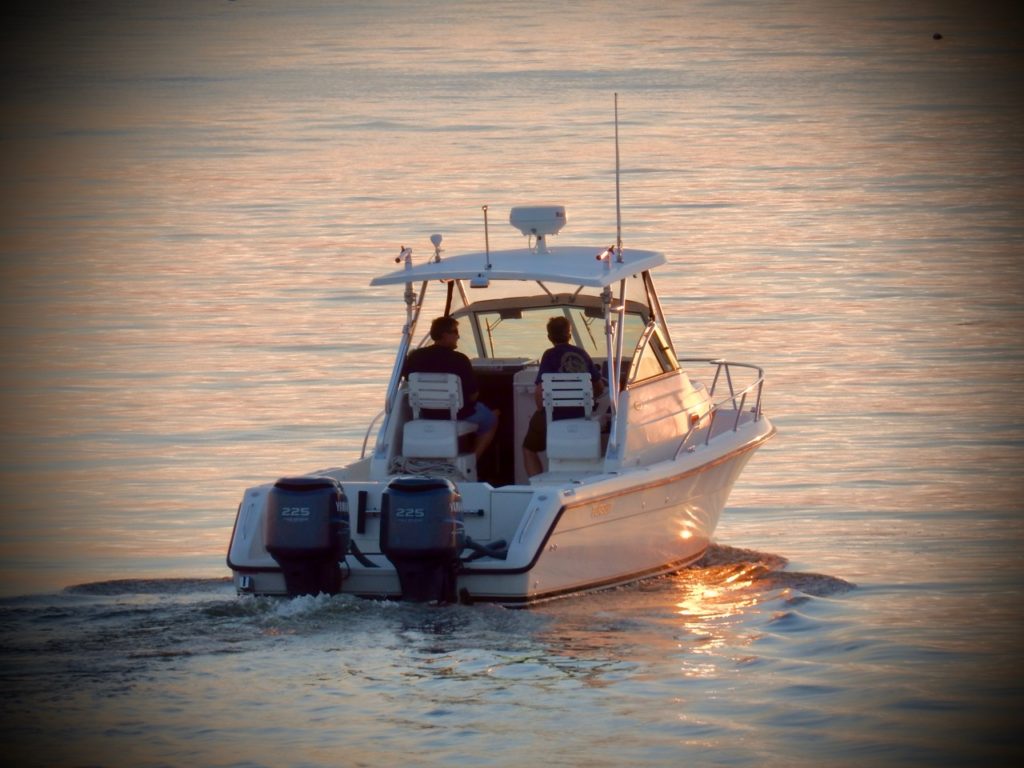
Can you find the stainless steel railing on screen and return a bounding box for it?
[674,358,766,458]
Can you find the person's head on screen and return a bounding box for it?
[430,315,460,347]
[546,316,571,344]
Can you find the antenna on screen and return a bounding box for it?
[482,205,491,269]
[614,93,623,263]
[472,205,491,288]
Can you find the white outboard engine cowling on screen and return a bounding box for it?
[380,476,465,603]
[264,476,350,596]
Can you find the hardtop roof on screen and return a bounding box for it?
[370,245,666,288]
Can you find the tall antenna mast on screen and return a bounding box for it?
[482,204,491,268]
[614,93,623,263]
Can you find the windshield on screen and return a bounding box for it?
[468,304,648,361]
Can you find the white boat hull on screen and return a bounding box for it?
[227,413,773,606]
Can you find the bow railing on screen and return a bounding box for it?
[674,358,766,459]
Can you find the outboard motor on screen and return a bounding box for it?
[264,476,350,596]
[380,476,465,603]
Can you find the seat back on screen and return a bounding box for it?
[403,372,477,460]
[408,372,463,420]
[541,373,601,461]
[541,372,595,420]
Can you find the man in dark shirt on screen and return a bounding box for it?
[402,315,498,459]
[522,316,604,476]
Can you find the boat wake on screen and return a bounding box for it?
[1,546,855,718]
[691,544,856,598]
[64,577,233,597]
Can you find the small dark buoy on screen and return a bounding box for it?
[933,32,943,40]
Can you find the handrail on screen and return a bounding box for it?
[361,409,385,459]
[673,358,766,460]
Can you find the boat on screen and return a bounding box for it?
[226,200,776,605]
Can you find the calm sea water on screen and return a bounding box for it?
[2,1,1022,765]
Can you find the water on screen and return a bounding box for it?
[1,0,1022,765]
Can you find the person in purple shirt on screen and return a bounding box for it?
[522,316,604,476]
[402,315,498,459]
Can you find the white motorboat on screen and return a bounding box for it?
[226,203,776,605]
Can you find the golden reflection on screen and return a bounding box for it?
[676,559,779,620]
[524,547,791,689]
[666,548,791,679]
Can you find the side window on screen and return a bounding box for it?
[630,326,678,383]
[654,329,679,371]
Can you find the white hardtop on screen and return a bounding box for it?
[371,245,666,289]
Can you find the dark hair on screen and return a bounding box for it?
[546,316,571,344]
[429,315,458,341]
